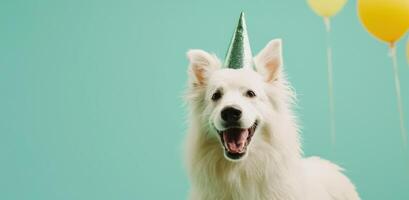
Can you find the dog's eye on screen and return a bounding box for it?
[246,90,256,98]
[211,90,222,101]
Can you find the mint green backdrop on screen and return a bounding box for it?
[1,0,409,199]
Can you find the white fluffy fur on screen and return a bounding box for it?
[184,39,360,200]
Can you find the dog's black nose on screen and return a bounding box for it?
[221,106,242,123]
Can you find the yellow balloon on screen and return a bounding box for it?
[358,0,409,43]
[307,0,347,17]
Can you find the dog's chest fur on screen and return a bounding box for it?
[187,133,303,200]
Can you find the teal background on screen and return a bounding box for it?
[1,0,409,199]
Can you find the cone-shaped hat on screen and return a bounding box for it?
[224,12,254,69]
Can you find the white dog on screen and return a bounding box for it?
[184,38,360,200]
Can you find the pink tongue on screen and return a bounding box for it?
[223,129,249,153]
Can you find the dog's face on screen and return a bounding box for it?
[187,39,283,161]
[206,68,264,160]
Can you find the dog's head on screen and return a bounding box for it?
[186,39,285,161]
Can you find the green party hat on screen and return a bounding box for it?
[224,12,254,69]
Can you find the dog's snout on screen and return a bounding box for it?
[221,106,242,123]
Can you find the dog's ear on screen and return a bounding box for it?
[187,49,221,86]
[254,39,283,82]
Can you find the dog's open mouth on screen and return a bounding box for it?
[217,121,258,160]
